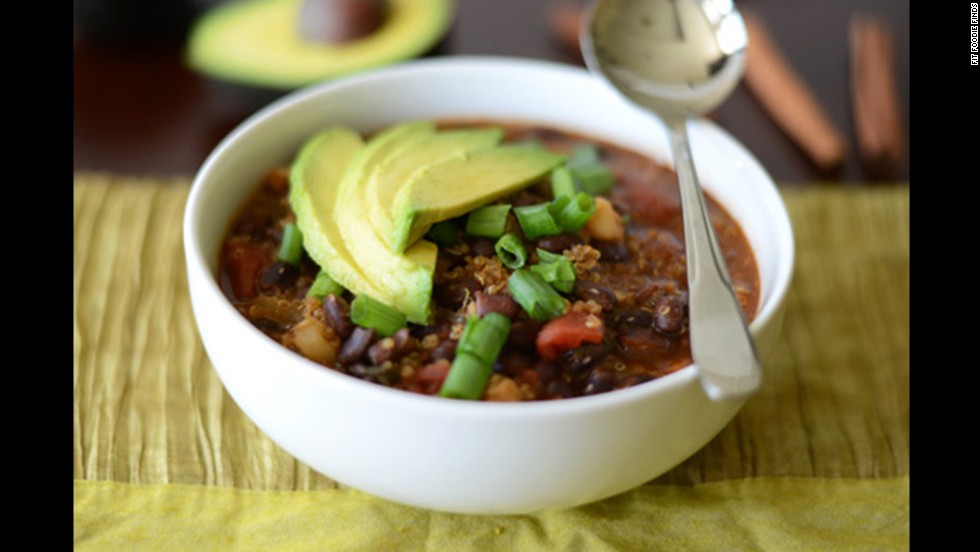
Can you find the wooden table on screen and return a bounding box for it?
[73,0,909,183]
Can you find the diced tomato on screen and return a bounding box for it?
[536,313,605,361]
[221,240,268,301]
[405,360,451,395]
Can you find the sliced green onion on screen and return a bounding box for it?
[466,204,511,238]
[494,233,527,269]
[439,352,493,400]
[556,192,596,232]
[567,144,602,168]
[457,313,511,366]
[548,194,571,220]
[572,164,614,196]
[535,249,566,264]
[426,219,459,247]
[550,166,577,199]
[514,203,561,239]
[440,313,512,400]
[564,145,613,196]
[277,222,304,266]
[531,249,577,294]
[350,294,406,337]
[307,270,345,299]
[508,269,567,321]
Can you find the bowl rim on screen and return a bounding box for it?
[184,55,795,418]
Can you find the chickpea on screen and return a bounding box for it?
[585,197,625,242]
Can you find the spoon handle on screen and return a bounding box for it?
[666,117,762,401]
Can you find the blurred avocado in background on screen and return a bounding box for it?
[184,0,454,90]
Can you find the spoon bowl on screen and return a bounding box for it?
[581,0,761,401]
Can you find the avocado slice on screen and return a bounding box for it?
[366,128,505,253]
[334,120,440,324]
[186,0,454,89]
[288,126,391,301]
[386,146,567,252]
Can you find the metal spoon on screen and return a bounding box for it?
[580,0,761,401]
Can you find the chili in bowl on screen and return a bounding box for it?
[184,57,794,514]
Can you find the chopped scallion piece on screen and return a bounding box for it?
[439,352,492,400]
[466,204,511,238]
[307,270,345,299]
[426,219,459,247]
[564,144,613,196]
[536,249,566,264]
[350,294,406,337]
[550,166,577,198]
[514,203,561,239]
[277,222,304,266]
[572,164,614,196]
[508,269,567,321]
[567,144,602,168]
[456,313,511,366]
[556,192,596,232]
[440,313,512,400]
[531,249,576,294]
[494,233,527,269]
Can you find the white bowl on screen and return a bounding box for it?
[184,56,794,514]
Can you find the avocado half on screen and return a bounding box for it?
[186,0,454,89]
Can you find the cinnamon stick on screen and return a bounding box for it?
[742,12,846,171]
[849,14,905,173]
[548,2,585,61]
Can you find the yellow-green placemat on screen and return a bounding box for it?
[73,173,910,549]
[74,476,909,552]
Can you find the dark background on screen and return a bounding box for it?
[73,0,910,183]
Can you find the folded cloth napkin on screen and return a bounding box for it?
[73,173,909,551]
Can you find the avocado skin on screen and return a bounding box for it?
[387,145,567,252]
[186,0,454,90]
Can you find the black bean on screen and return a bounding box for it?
[322,294,353,340]
[617,327,671,357]
[583,368,615,395]
[434,277,482,310]
[429,339,457,362]
[616,309,653,329]
[653,294,687,335]
[336,327,375,366]
[367,337,396,365]
[558,343,609,376]
[391,327,417,358]
[536,233,583,253]
[498,349,533,377]
[253,319,284,336]
[474,291,519,319]
[534,359,561,384]
[573,281,617,310]
[470,238,496,258]
[545,379,573,399]
[592,240,630,262]
[257,261,298,292]
[507,320,542,351]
